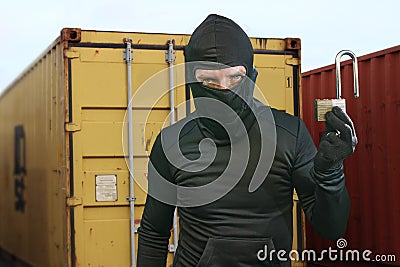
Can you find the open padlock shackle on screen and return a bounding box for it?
[335,50,360,99]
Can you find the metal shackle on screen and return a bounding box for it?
[335,50,360,99]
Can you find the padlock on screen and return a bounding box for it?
[314,50,360,121]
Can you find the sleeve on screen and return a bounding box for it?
[137,133,176,267]
[292,118,350,241]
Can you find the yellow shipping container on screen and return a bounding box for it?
[0,28,305,266]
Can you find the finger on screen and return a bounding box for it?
[332,106,357,137]
[331,106,350,124]
[324,111,336,133]
[332,107,358,145]
[325,132,342,145]
[326,112,353,143]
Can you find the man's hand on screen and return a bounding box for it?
[314,106,358,172]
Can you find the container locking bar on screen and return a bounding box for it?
[166,39,179,255]
[124,38,136,267]
[166,39,176,125]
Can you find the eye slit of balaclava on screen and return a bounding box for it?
[193,64,247,91]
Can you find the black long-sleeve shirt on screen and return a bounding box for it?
[137,106,350,267]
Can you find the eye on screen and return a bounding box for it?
[232,74,244,81]
[202,78,215,83]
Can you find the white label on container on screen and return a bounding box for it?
[96,175,117,202]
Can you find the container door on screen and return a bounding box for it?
[64,32,187,266]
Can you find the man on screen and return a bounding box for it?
[137,14,357,266]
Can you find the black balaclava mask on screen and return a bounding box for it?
[184,14,257,145]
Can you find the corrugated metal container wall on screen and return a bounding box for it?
[0,40,67,266]
[0,28,305,267]
[301,45,400,266]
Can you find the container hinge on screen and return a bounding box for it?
[65,123,81,132]
[65,50,80,59]
[67,197,83,207]
[285,58,300,66]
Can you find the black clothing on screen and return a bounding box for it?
[184,14,254,78]
[185,14,257,146]
[314,106,358,171]
[137,14,350,267]
[137,104,350,267]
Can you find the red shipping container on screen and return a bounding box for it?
[301,45,400,267]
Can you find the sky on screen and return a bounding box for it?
[1,0,400,93]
